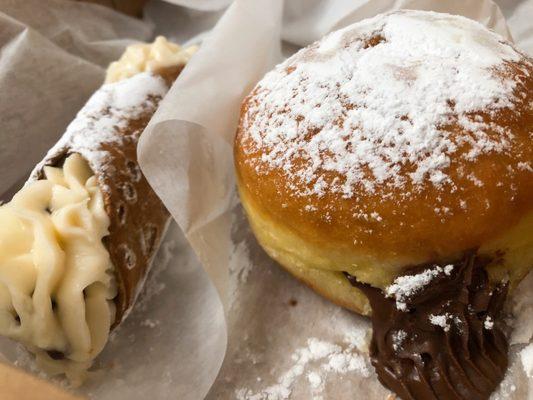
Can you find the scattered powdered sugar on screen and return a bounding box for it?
[485,316,495,330]
[343,327,371,354]
[429,313,452,332]
[236,333,371,400]
[29,72,168,181]
[517,162,533,172]
[429,312,465,332]
[307,371,323,389]
[242,10,528,200]
[443,264,454,275]
[391,330,407,351]
[521,344,533,377]
[492,360,520,400]
[140,319,160,329]
[228,240,253,309]
[386,264,453,311]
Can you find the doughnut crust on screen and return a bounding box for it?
[234,11,533,315]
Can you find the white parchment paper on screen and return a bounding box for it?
[139,1,533,399]
[0,0,531,399]
[0,1,226,398]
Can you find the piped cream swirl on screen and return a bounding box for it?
[0,154,116,384]
[106,36,197,83]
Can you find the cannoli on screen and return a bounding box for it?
[0,36,196,383]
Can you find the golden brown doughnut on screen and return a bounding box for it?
[234,11,533,316]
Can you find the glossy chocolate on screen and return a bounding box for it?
[346,253,508,400]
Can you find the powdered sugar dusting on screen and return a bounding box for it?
[29,72,167,181]
[386,264,453,311]
[228,240,253,310]
[236,334,371,400]
[429,313,452,332]
[521,344,533,377]
[391,330,407,351]
[242,11,528,200]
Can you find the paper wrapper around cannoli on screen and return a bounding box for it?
[0,37,196,382]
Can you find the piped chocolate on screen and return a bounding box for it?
[345,253,509,400]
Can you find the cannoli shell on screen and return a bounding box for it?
[30,65,184,325]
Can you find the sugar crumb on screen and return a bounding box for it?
[235,335,370,400]
[429,314,451,332]
[386,265,449,311]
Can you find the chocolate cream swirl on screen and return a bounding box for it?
[346,253,509,400]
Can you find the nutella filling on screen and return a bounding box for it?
[345,253,509,400]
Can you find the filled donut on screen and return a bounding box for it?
[235,10,532,400]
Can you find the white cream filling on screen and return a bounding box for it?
[0,154,116,384]
[105,36,197,83]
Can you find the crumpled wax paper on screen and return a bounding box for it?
[0,2,222,399]
[0,0,532,399]
[139,0,533,399]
